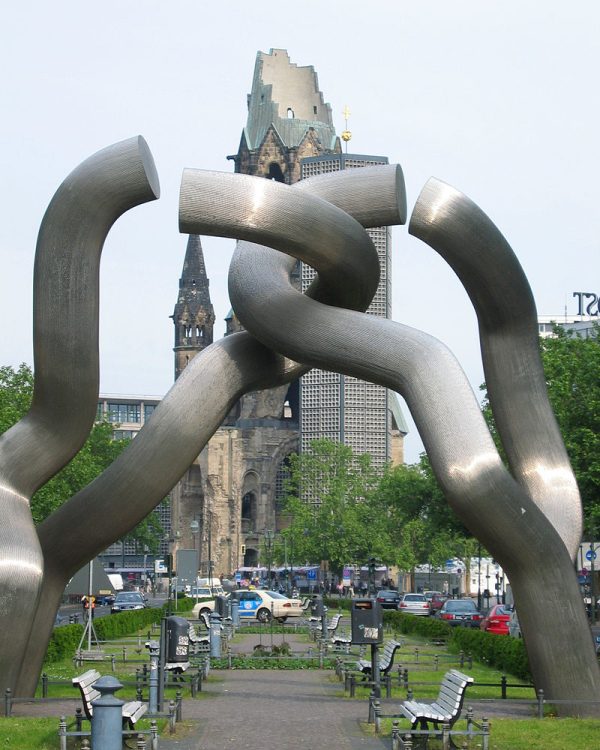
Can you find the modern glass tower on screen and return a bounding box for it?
[299,153,393,469]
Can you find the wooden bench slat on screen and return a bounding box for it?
[73,669,147,726]
[396,669,473,729]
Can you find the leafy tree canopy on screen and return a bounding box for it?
[0,363,162,550]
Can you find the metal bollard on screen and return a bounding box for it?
[4,688,11,717]
[168,699,176,733]
[501,674,507,699]
[176,688,183,722]
[91,675,125,750]
[75,707,83,732]
[42,672,48,698]
[537,688,544,719]
[482,716,490,750]
[391,721,400,750]
[231,597,240,627]
[58,716,67,750]
[150,719,159,750]
[111,654,116,672]
[136,734,146,749]
[350,673,356,697]
[368,691,375,723]
[146,640,160,714]
[209,612,222,657]
[441,721,450,750]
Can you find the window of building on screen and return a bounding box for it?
[108,403,140,423]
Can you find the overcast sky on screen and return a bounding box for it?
[1,2,599,463]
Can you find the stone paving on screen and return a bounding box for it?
[10,629,536,748]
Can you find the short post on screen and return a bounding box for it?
[122,645,127,662]
[368,690,375,723]
[168,699,176,733]
[75,707,83,731]
[176,688,183,722]
[482,716,490,750]
[371,642,381,698]
[434,654,439,670]
[111,654,116,672]
[349,673,356,697]
[91,675,125,750]
[231,596,240,627]
[136,734,146,749]
[146,640,160,714]
[459,650,464,667]
[537,688,544,719]
[441,721,450,750]
[321,605,328,643]
[58,716,67,750]
[385,673,392,698]
[4,688,11,717]
[150,719,159,750]
[466,705,474,732]
[42,672,48,698]
[136,668,143,701]
[209,612,222,657]
[401,732,413,750]
[501,674,507,699]
[373,698,381,733]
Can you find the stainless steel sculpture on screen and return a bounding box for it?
[2,138,599,716]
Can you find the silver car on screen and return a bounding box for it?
[398,593,430,616]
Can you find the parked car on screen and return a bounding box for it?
[376,590,401,610]
[436,599,483,627]
[480,604,512,635]
[110,591,147,613]
[398,593,430,616]
[508,609,522,638]
[425,591,448,612]
[236,589,304,623]
[96,593,116,607]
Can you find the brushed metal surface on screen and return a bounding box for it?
[0,137,159,698]
[226,173,600,713]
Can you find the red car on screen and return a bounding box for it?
[480,604,512,635]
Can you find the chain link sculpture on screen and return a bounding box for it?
[2,138,599,715]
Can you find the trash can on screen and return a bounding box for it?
[350,598,383,644]
[166,615,190,671]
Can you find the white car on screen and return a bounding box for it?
[237,589,304,623]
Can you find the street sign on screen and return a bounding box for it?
[586,549,597,561]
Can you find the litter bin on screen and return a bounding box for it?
[350,598,383,644]
[165,615,190,673]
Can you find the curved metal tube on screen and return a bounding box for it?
[0,137,159,698]
[226,179,600,712]
[20,165,405,695]
[409,178,581,557]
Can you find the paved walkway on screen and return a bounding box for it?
[11,631,536,748]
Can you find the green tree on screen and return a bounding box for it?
[0,363,163,548]
[280,439,384,574]
[374,458,487,588]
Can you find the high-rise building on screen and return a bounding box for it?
[299,153,394,469]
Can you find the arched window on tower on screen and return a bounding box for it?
[241,491,257,533]
[287,107,294,119]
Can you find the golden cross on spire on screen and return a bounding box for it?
[341,105,352,152]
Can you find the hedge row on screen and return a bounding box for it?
[45,601,194,664]
[324,597,530,681]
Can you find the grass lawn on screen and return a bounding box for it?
[368,716,600,749]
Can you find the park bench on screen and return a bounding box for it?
[356,639,403,677]
[72,669,147,728]
[397,669,473,729]
[309,612,344,634]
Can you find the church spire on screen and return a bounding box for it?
[172,234,215,380]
